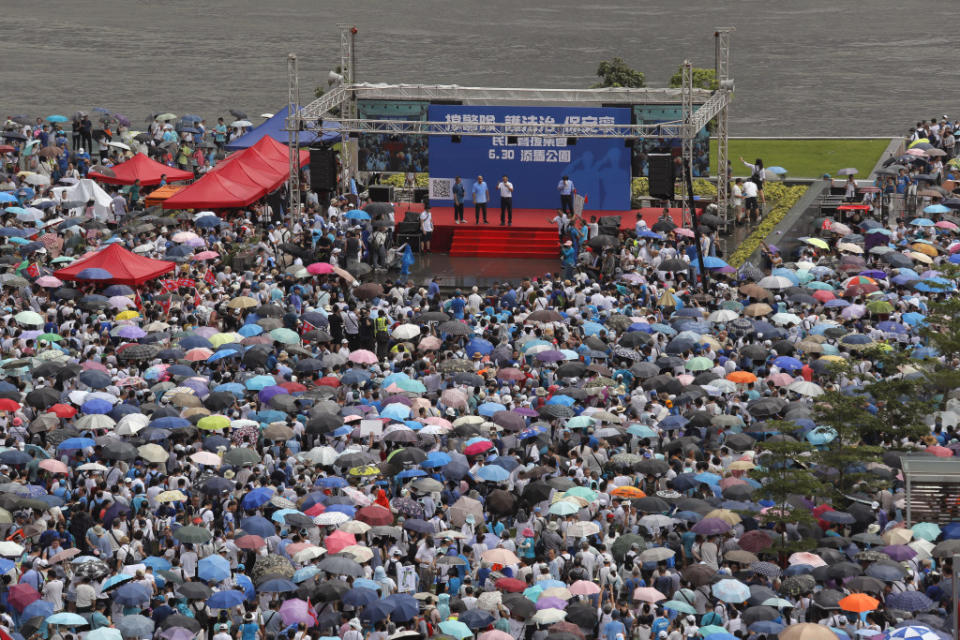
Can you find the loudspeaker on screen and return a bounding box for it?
[566,137,577,146]
[368,185,394,202]
[648,154,674,200]
[598,216,620,236]
[309,149,337,191]
[413,188,429,204]
[451,135,462,143]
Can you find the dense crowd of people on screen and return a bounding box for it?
[0,112,959,640]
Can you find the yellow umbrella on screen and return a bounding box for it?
[341,544,374,562]
[209,332,242,347]
[837,243,863,254]
[704,508,741,525]
[910,243,938,257]
[729,460,755,471]
[348,465,380,477]
[115,310,140,321]
[819,355,845,363]
[906,251,933,264]
[197,415,230,431]
[157,490,188,503]
[227,296,258,309]
[804,238,829,249]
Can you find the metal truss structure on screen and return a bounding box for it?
[289,25,734,227]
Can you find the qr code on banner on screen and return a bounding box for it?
[429,178,452,200]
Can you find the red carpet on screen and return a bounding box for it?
[393,203,686,258]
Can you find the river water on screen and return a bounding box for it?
[1,0,956,136]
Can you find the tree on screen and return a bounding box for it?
[593,58,645,88]
[668,66,718,91]
[750,431,824,553]
[813,344,932,499]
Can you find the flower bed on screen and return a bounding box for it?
[728,183,808,267]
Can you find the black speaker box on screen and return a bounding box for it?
[648,154,674,200]
[309,149,337,191]
[368,186,394,202]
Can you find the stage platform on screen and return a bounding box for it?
[392,203,686,258]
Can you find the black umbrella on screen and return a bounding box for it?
[486,489,518,515]
[564,603,598,628]
[177,582,212,600]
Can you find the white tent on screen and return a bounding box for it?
[51,178,113,220]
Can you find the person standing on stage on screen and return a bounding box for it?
[452,176,466,224]
[472,175,489,224]
[498,175,514,226]
[557,175,575,214]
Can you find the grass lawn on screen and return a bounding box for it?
[710,138,891,179]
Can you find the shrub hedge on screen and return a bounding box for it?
[727,183,808,267]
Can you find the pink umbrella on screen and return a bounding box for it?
[633,587,667,603]
[307,262,334,275]
[674,228,694,238]
[788,551,826,567]
[767,373,795,386]
[81,360,109,372]
[677,374,695,385]
[718,476,747,490]
[35,276,62,287]
[191,251,220,261]
[479,632,514,640]
[418,336,442,351]
[841,304,866,319]
[937,221,959,231]
[441,389,468,409]
[423,416,452,429]
[38,459,68,474]
[569,580,601,596]
[324,530,356,555]
[348,349,378,364]
[278,598,316,627]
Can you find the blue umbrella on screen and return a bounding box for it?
[150,416,190,429]
[315,477,348,489]
[197,555,230,582]
[241,487,275,510]
[22,600,53,621]
[46,612,89,627]
[142,556,171,572]
[76,268,114,280]
[360,601,395,624]
[81,398,112,414]
[344,210,371,221]
[748,622,785,635]
[458,609,494,629]
[239,516,275,537]
[478,402,506,417]
[258,578,298,593]
[206,590,246,609]
[325,504,356,517]
[114,583,151,606]
[475,465,510,482]
[421,452,452,468]
[343,587,379,607]
[101,574,134,591]
[773,356,803,371]
[381,403,411,421]
[58,437,96,450]
[244,375,276,390]
[0,450,31,465]
[465,337,493,356]
[381,593,418,622]
[545,394,575,406]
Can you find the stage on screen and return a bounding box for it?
[391,203,686,258]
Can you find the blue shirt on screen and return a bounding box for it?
[558,179,575,195]
[472,181,489,203]
[603,620,626,640]
[453,181,465,204]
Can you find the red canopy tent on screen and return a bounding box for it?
[162,136,308,209]
[88,153,194,186]
[53,243,176,286]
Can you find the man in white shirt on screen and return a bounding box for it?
[498,175,514,225]
[419,207,434,252]
[742,179,759,223]
[731,178,744,223]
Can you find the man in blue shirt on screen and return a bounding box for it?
[602,611,627,640]
[452,177,466,223]
[472,175,489,224]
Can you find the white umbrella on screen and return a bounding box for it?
[531,608,566,625]
[107,141,131,151]
[0,541,24,556]
[757,275,793,290]
[566,521,600,537]
[77,462,108,472]
[116,413,149,435]
[771,312,802,326]
[314,511,350,526]
[230,120,253,128]
[392,324,421,340]
[708,309,739,323]
[787,380,824,397]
